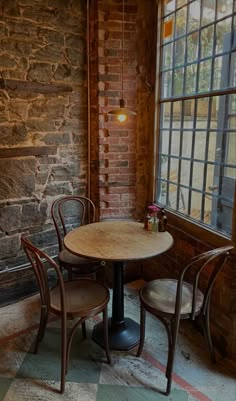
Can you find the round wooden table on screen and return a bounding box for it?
[64,220,173,351]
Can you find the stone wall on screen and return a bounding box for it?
[0,0,89,271]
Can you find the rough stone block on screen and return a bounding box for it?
[0,158,35,200]
[44,182,72,196]
[28,99,65,118]
[21,201,47,228]
[0,123,27,146]
[28,62,53,82]
[0,205,21,232]
[0,234,20,259]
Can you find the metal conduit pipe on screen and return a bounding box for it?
[87,0,91,200]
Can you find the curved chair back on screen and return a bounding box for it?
[176,245,233,321]
[21,236,66,318]
[51,196,96,252]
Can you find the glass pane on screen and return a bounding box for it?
[225,133,236,177]
[161,103,171,128]
[160,130,170,154]
[174,37,185,66]
[188,0,201,33]
[173,101,182,127]
[215,18,232,55]
[213,55,229,90]
[183,99,192,118]
[160,157,168,178]
[208,132,217,161]
[230,51,236,87]
[234,17,236,49]
[161,71,173,98]
[229,94,236,114]
[180,159,191,185]
[177,0,187,7]
[162,43,173,70]
[200,25,214,58]
[164,0,176,16]
[196,98,210,127]
[203,193,212,224]
[187,32,199,63]
[217,0,234,20]
[163,16,175,43]
[194,132,207,159]
[183,104,194,129]
[185,64,197,93]
[158,180,167,204]
[170,158,179,181]
[210,95,222,128]
[171,131,181,155]
[179,187,189,212]
[190,190,203,219]
[192,161,204,190]
[198,59,212,91]
[206,163,216,193]
[175,7,187,38]
[168,183,178,208]
[182,131,193,156]
[173,67,184,95]
[201,0,216,26]
[228,116,236,129]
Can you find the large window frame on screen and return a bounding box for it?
[154,0,236,247]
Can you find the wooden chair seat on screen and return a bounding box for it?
[59,248,97,266]
[141,278,204,316]
[50,279,109,317]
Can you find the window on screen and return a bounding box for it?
[156,0,236,238]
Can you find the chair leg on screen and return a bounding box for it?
[34,307,48,354]
[103,306,111,364]
[60,316,67,394]
[136,304,146,357]
[202,306,216,363]
[165,318,179,396]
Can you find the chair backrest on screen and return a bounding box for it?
[176,245,233,319]
[51,196,96,251]
[21,236,66,315]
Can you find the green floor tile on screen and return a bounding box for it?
[16,328,103,384]
[96,384,188,401]
[0,377,12,401]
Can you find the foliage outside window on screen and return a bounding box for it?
[156,0,236,238]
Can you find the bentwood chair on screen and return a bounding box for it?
[21,236,111,394]
[51,196,103,280]
[136,245,233,395]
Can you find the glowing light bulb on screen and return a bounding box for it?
[117,113,127,122]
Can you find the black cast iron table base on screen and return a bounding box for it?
[92,317,140,351]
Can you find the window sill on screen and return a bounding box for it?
[166,209,235,250]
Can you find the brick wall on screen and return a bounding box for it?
[90,0,138,220]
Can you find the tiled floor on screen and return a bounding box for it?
[0,280,235,401]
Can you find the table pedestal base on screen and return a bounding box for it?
[92,317,140,351]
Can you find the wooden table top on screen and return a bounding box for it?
[64,220,174,262]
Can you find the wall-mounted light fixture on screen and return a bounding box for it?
[108,0,136,122]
